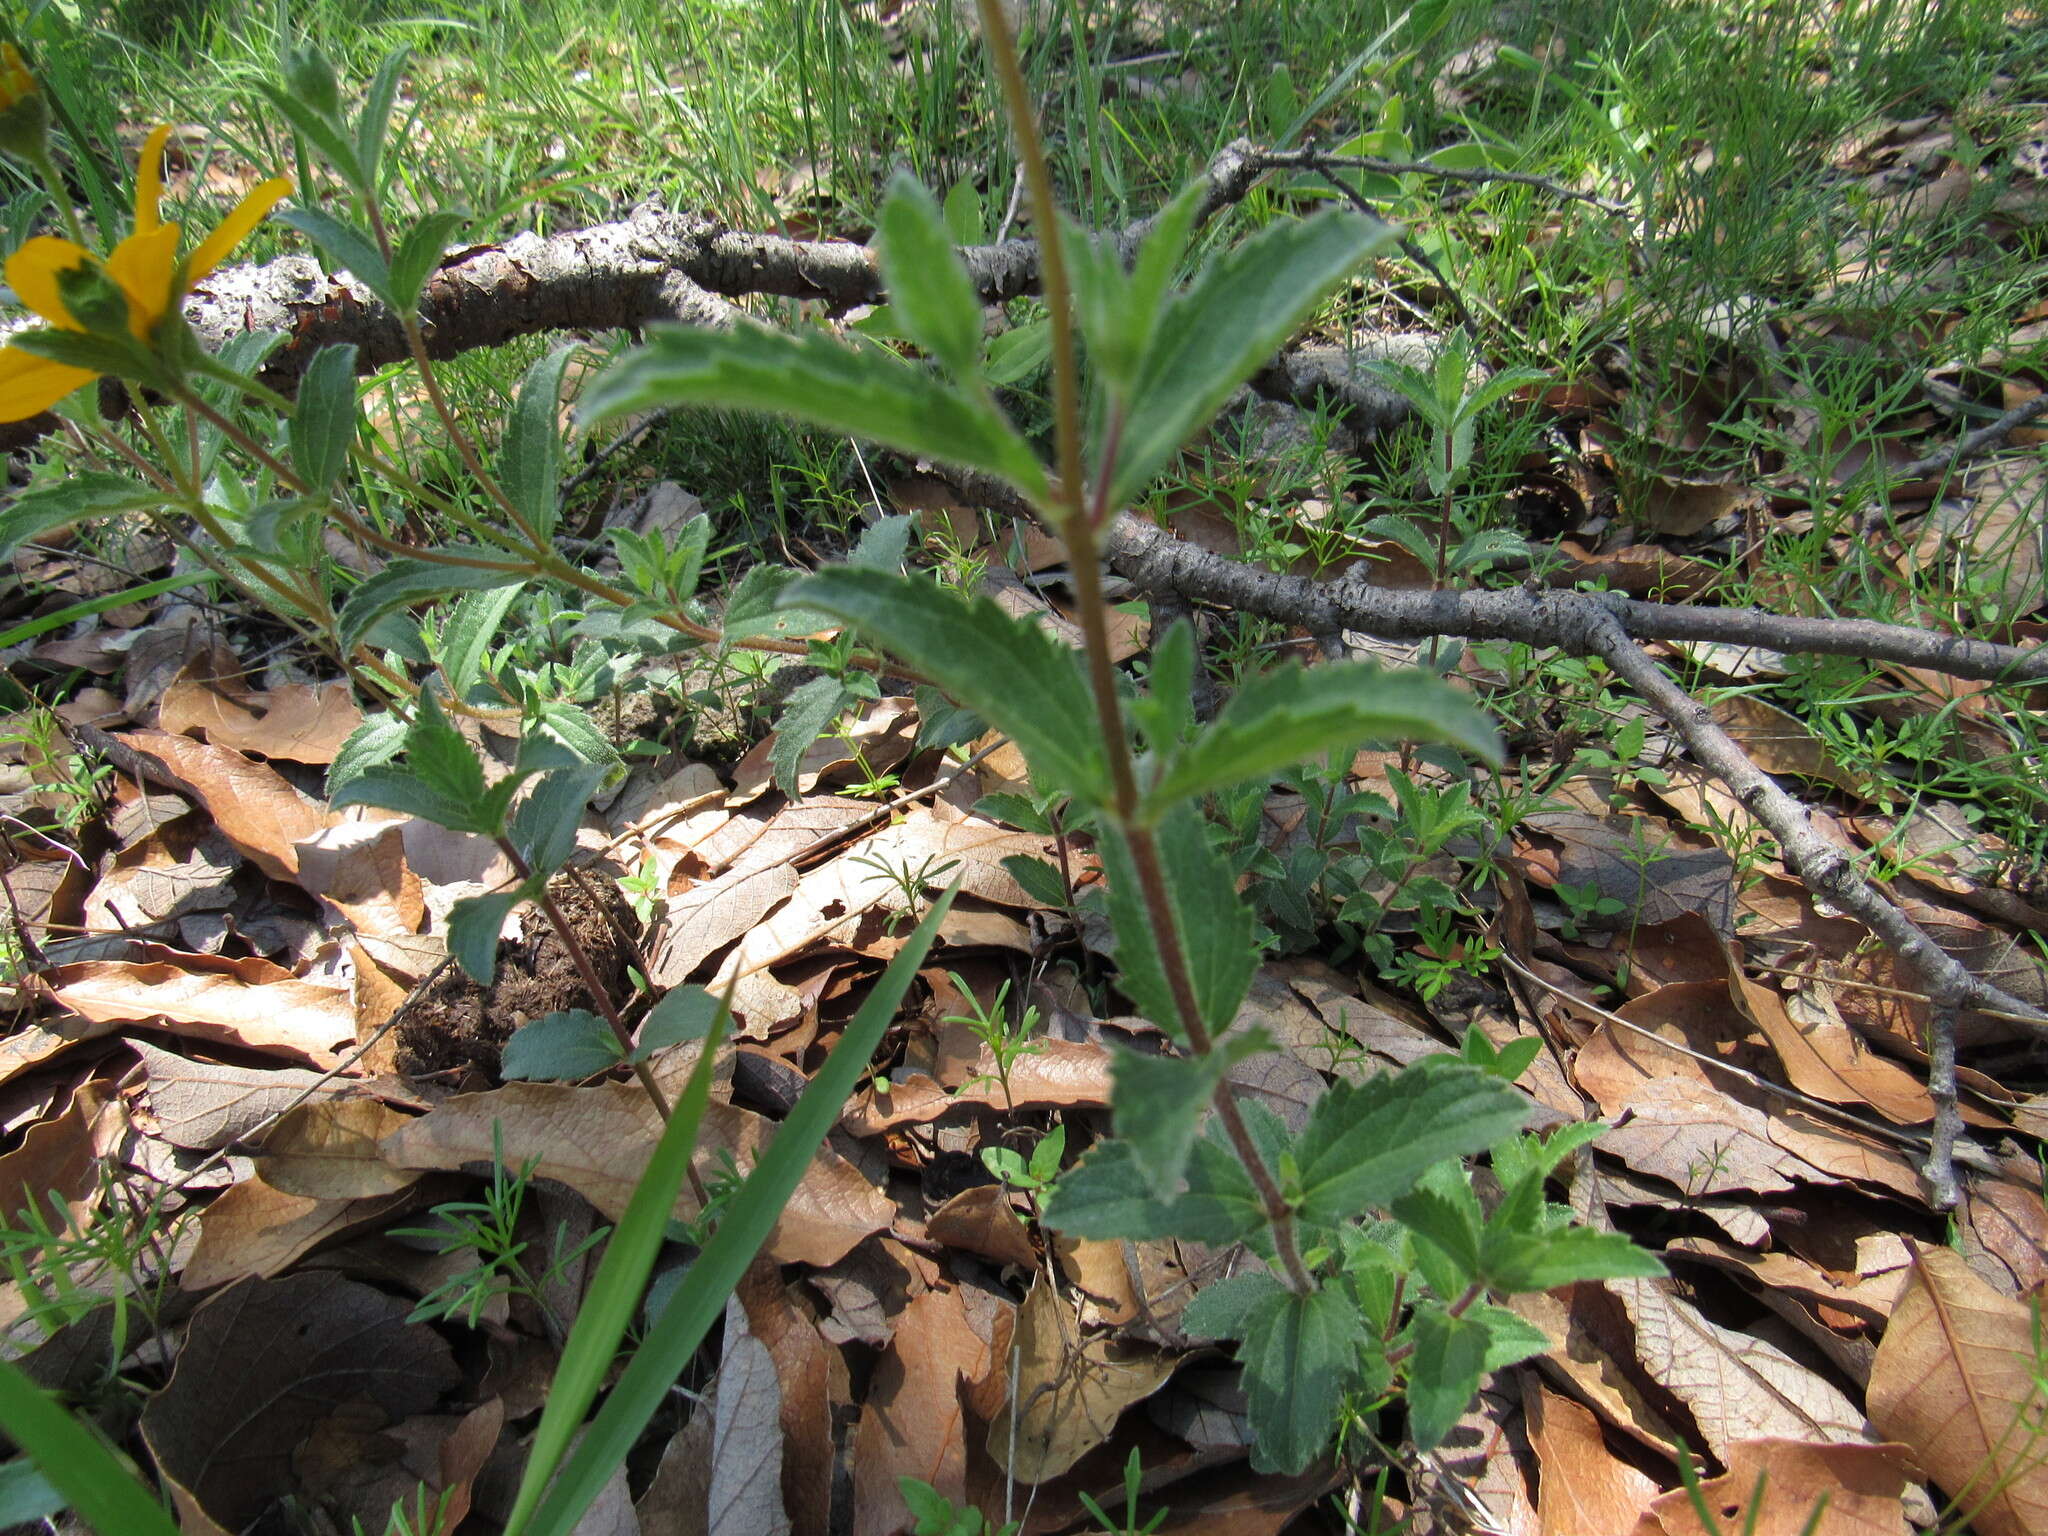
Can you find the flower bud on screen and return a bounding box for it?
[0,44,51,160]
[53,260,136,339]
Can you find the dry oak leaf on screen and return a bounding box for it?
[927,1184,1038,1270]
[46,959,355,1066]
[710,1311,793,1536]
[1632,1439,1914,1536]
[139,1271,459,1536]
[256,1098,421,1200]
[736,1261,842,1536]
[1868,1242,2048,1536]
[1593,1075,1810,1196]
[1507,1285,1686,1457]
[1708,696,1885,801]
[0,1080,126,1227]
[126,1037,350,1150]
[1523,1379,1657,1536]
[158,656,362,765]
[1730,972,1938,1126]
[986,1276,1178,1485]
[111,728,333,882]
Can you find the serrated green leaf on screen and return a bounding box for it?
[1390,1168,1483,1285]
[1144,661,1501,814]
[1110,1029,1270,1193]
[1040,1132,1264,1246]
[499,344,577,540]
[1180,1269,1283,1341]
[388,209,470,314]
[850,513,915,574]
[327,766,481,830]
[0,472,163,560]
[876,174,986,380]
[337,550,527,654]
[1111,210,1396,506]
[722,563,832,643]
[439,583,525,701]
[1239,1284,1366,1474]
[447,889,520,985]
[770,675,852,796]
[278,206,392,306]
[787,568,1107,804]
[262,87,366,189]
[1403,1305,1488,1451]
[501,1009,623,1080]
[579,324,1050,505]
[1465,1303,1551,1372]
[326,713,407,796]
[287,343,359,492]
[1098,806,1257,1041]
[1293,1057,1527,1226]
[913,685,981,753]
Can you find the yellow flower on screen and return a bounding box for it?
[0,125,291,420]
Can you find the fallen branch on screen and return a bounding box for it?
[1891,391,2048,484]
[1252,148,1634,218]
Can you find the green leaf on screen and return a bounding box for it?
[1465,1302,1551,1372]
[638,986,720,1056]
[1238,1284,1367,1475]
[263,88,366,191]
[1403,1305,1488,1451]
[851,513,916,574]
[439,583,525,700]
[510,764,606,876]
[499,344,577,540]
[447,889,519,985]
[1111,210,1396,507]
[1180,1269,1283,1340]
[388,209,470,314]
[501,1010,624,1080]
[326,712,408,796]
[1129,616,1196,759]
[0,1360,182,1536]
[1144,661,1502,814]
[1110,1029,1270,1193]
[941,179,985,245]
[0,472,162,560]
[1040,1131,1264,1246]
[503,992,729,1536]
[770,674,854,797]
[876,173,986,380]
[1292,1057,1527,1226]
[0,571,208,653]
[1000,854,1068,910]
[355,47,413,191]
[0,1456,64,1526]
[984,317,1052,386]
[913,685,982,753]
[1097,806,1257,1042]
[787,569,1108,804]
[1478,1225,1664,1292]
[328,766,483,831]
[722,563,832,643]
[287,343,359,492]
[337,550,529,655]
[517,889,958,1536]
[1389,1167,1483,1285]
[579,324,1050,505]
[278,206,392,307]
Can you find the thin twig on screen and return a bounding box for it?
[1890,391,2048,483]
[1254,148,1634,218]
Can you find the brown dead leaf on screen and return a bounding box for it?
[928,1184,1038,1270]
[1708,697,1883,800]
[1608,1276,1878,1458]
[986,1277,1177,1485]
[182,1176,417,1290]
[710,1318,792,1536]
[1508,1285,1685,1456]
[1595,1075,1810,1196]
[47,960,355,1066]
[159,656,362,764]
[1729,972,1937,1126]
[736,1262,840,1536]
[111,729,334,882]
[1432,1378,1542,1536]
[140,1272,459,1535]
[257,1099,420,1199]
[1633,1439,1913,1536]
[852,1284,1010,1536]
[1524,1380,1657,1536]
[127,1038,349,1149]
[1868,1243,2048,1536]
[0,1081,125,1226]
[1960,1176,2048,1295]
[730,695,918,805]
[1909,459,2046,617]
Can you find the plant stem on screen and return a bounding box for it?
[973,0,1315,1296]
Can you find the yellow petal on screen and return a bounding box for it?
[133,124,173,236]
[185,175,292,284]
[4,235,94,329]
[0,345,96,421]
[103,221,182,337]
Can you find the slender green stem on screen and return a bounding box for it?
[972,0,1315,1296]
[26,145,86,245]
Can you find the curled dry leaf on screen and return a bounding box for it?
[736,1261,841,1536]
[1631,1439,1914,1536]
[139,1271,459,1535]
[182,1175,418,1291]
[1868,1242,2048,1536]
[111,729,334,883]
[257,1098,420,1199]
[927,1183,1038,1270]
[158,654,362,765]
